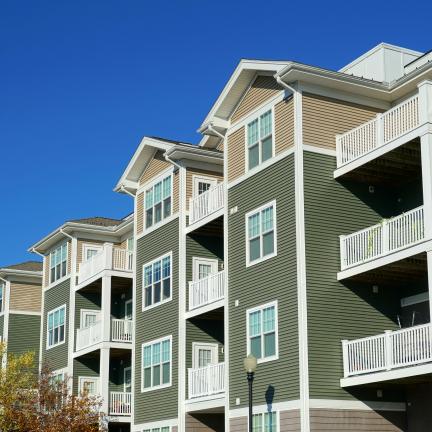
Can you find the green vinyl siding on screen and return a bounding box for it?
[0,315,4,340]
[228,155,299,409]
[186,233,223,306]
[73,356,99,395]
[74,290,101,331]
[304,151,413,401]
[135,217,179,424]
[42,278,70,370]
[7,313,40,360]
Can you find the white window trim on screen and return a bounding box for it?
[80,309,101,329]
[82,243,103,262]
[192,257,218,282]
[244,107,276,174]
[124,366,132,393]
[248,410,280,432]
[192,342,219,369]
[245,200,277,267]
[143,426,172,432]
[0,281,5,314]
[141,335,173,393]
[49,242,69,284]
[78,376,100,396]
[46,304,67,350]
[191,175,218,198]
[246,300,279,364]
[143,172,174,232]
[142,251,173,312]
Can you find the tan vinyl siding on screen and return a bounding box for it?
[67,241,72,274]
[280,410,301,432]
[9,282,41,313]
[43,256,50,287]
[173,170,179,213]
[302,93,381,150]
[139,151,171,186]
[275,96,294,153]
[216,140,224,151]
[231,76,282,123]
[185,168,223,210]
[310,409,406,432]
[137,191,144,235]
[227,127,245,183]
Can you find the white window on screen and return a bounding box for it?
[143,427,170,432]
[192,342,218,368]
[192,175,217,197]
[145,174,172,229]
[192,257,218,281]
[246,201,276,266]
[50,243,68,283]
[83,244,102,262]
[124,366,132,393]
[247,301,278,362]
[142,252,172,310]
[252,411,278,432]
[141,336,171,391]
[0,282,4,313]
[80,309,100,328]
[247,109,273,170]
[78,376,99,396]
[47,305,66,348]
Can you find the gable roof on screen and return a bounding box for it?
[2,261,43,272]
[69,216,123,227]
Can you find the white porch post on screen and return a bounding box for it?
[101,275,111,342]
[100,347,110,415]
[420,132,432,240]
[426,251,432,323]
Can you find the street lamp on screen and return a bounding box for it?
[244,354,257,432]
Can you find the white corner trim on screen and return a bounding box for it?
[309,398,406,412]
[8,310,41,316]
[228,399,301,418]
[303,144,336,157]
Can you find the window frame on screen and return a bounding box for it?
[142,252,173,311]
[192,342,219,369]
[246,300,279,364]
[82,243,103,262]
[192,257,218,282]
[248,410,279,432]
[141,335,172,393]
[245,108,275,172]
[80,309,101,329]
[49,242,69,284]
[78,376,100,396]
[192,175,218,198]
[46,304,67,350]
[144,172,174,231]
[245,200,277,267]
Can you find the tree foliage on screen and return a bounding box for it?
[0,343,107,431]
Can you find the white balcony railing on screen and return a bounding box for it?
[78,244,134,284]
[336,94,420,167]
[111,319,133,342]
[188,270,225,311]
[188,362,225,399]
[342,323,432,377]
[109,392,132,415]
[340,206,424,270]
[189,182,224,225]
[76,320,102,351]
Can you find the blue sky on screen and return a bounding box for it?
[1,0,431,265]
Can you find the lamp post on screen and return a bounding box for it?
[244,354,257,432]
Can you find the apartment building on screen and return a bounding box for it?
[113,43,432,432]
[30,215,134,431]
[0,261,42,362]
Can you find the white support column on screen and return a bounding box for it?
[104,242,114,271]
[418,80,432,125]
[100,346,110,415]
[420,133,432,239]
[101,275,112,342]
[426,251,432,323]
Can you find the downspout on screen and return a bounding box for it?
[276,74,311,432]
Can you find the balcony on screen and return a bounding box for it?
[188,270,225,312]
[188,362,225,399]
[75,318,133,352]
[78,244,133,285]
[336,94,420,172]
[189,182,224,226]
[340,206,425,273]
[109,391,132,416]
[341,323,432,386]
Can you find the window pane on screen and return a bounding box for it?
[163,279,170,300]
[161,427,170,432]
[263,307,275,332]
[249,238,261,262]
[152,365,161,386]
[48,313,54,330]
[162,257,171,278]
[260,110,272,138]
[145,189,153,209]
[250,336,262,359]
[248,213,260,239]
[154,282,161,304]
[252,414,262,432]
[264,412,276,432]
[145,286,152,307]
[262,232,274,257]
[249,310,261,336]
[154,261,161,282]
[163,177,171,198]
[59,307,65,325]
[144,266,153,286]
[163,197,171,218]
[261,207,274,232]
[155,203,162,224]
[264,332,276,357]
[152,342,161,364]
[143,367,152,388]
[248,144,259,170]
[146,209,153,228]
[162,340,170,362]
[143,346,152,367]
[247,119,259,146]
[154,182,162,203]
[261,136,273,162]
[162,363,170,384]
